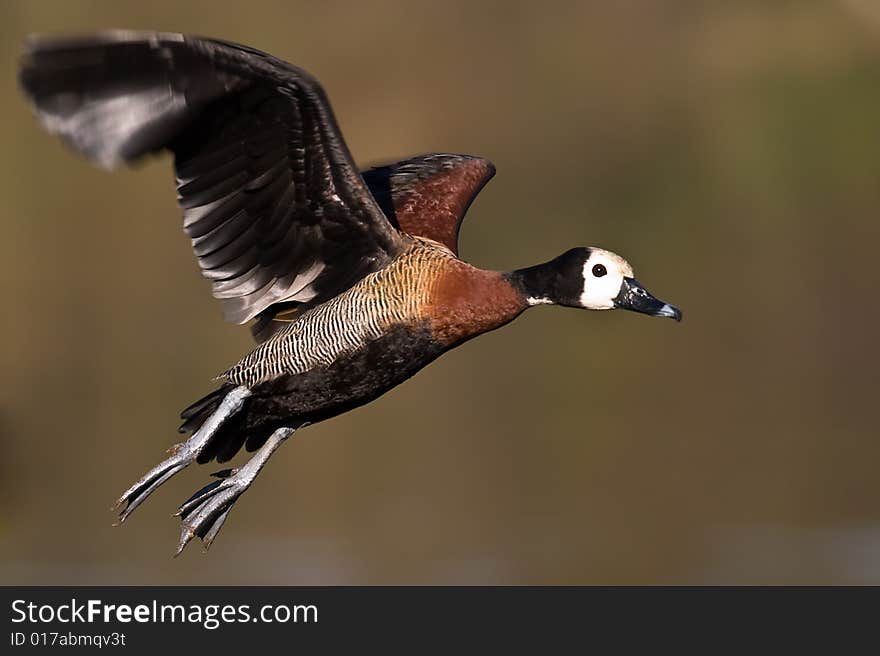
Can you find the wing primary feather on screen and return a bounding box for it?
[19,31,406,324]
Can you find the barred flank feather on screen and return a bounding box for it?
[178,383,237,434]
[222,238,455,386]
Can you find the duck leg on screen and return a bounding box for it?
[174,425,299,555]
[113,386,252,524]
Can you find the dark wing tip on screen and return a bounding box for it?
[361,153,495,192]
[18,30,188,90]
[463,154,496,179]
[22,30,185,53]
[17,31,221,170]
[19,30,403,325]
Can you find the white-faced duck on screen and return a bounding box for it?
[19,31,682,554]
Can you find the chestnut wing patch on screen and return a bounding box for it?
[362,154,495,255]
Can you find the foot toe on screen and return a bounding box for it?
[175,479,244,555]
[114,459,189,524]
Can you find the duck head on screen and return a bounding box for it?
[510,247,682,321]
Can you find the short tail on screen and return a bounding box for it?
[179,383,237,435]
[177,383,249,463]
[179,383,289,464]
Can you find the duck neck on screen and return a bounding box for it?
[507,254,582,308]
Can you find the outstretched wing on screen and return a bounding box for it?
[19,31,404,324]
[361,154,495,255]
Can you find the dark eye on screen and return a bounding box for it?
[592,264,607,277]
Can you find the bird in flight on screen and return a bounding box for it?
[19,31,682,555]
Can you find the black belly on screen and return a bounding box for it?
[194,322,439,456]
[197,323,445,463]
[251,322,444,422]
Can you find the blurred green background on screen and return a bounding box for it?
[2,0,879,584]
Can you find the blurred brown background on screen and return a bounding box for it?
[1,0,879,584]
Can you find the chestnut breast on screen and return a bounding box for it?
[421,255,528,347]
[224,239,527,386]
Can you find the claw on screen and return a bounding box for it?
[176,478,245,555]
[175,526,196,558]
[202,507,233,550]
[114,459,189,524]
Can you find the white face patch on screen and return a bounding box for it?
[579,248,634,310]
